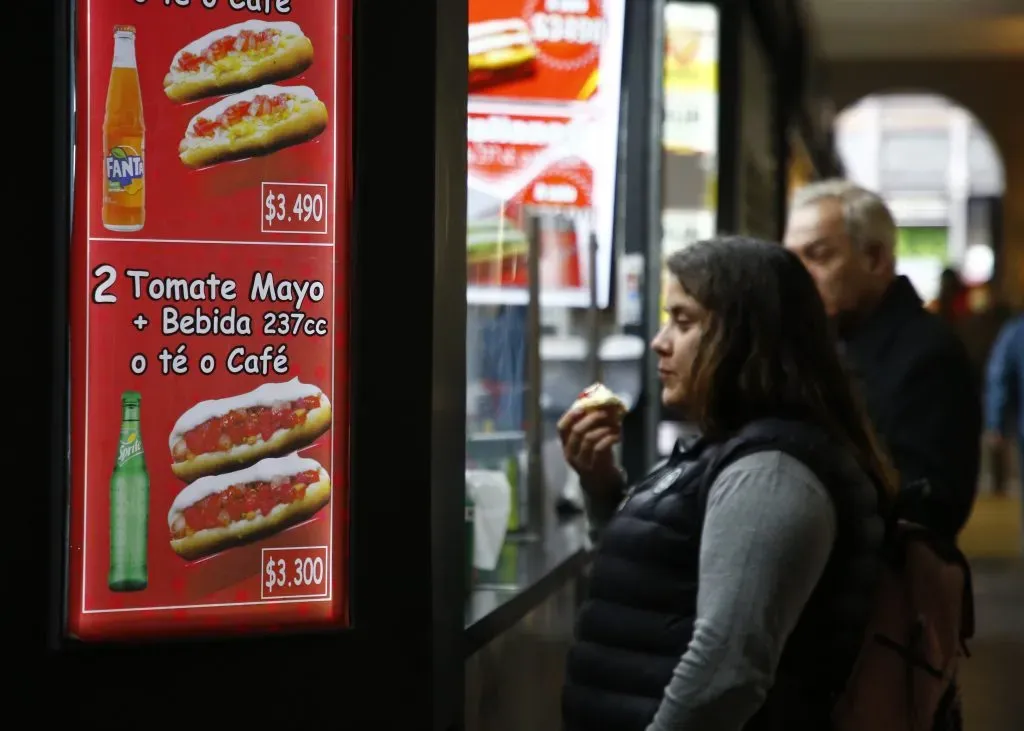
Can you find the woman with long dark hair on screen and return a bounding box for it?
[559,237,897,731]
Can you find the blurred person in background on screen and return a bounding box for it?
[931,267,970,324]
[559,238,895,731]
[984,315,1023,510]
[784,179,981,540]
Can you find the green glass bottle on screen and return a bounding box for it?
[108,391,149,592]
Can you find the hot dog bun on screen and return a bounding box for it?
[178,84,328,169]
[170,378,332,483]
[164,20,314,103]
[169,455,331,561]
[468,18,538,92]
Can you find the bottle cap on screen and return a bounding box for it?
[121,391,142,406]
[113,25,136,35]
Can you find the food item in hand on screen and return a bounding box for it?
[164,20,314,103]
[178,83,328,169]
[468,19,538,92]
[169,378,331,483]
[572,383,627,417]
[168,454,330,560]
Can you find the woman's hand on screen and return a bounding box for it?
[557,406,624,495]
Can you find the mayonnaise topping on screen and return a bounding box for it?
[168,377,327,449]
[469,19,530,39]
[469,31,535,57]
[168,453,327,524]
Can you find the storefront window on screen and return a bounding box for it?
[660,2,719,322]
[464,1,627,578]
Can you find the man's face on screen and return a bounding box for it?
[784,198,871,319]
[651,277,705,410]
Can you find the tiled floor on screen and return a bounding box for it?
[958,475,1023,731]
[958,557,1024,731]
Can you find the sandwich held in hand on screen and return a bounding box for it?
[572,383,626,418]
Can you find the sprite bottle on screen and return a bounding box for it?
[108,391,149,591]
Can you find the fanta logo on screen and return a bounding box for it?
[106,146,144,194]
[117,435,143,467]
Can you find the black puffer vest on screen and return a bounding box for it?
[562,418,886,731]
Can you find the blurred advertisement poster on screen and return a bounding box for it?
[467,0,625,308]
[660,3,719,322]
[662,2,718,155]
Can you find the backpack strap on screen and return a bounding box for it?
[887,521,976,653]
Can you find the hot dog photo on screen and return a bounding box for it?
[169,377,332,483]
[164,19,329,169]
[468,18,538,92]
[164,20,315,103]
[167,378,334,562]
[168,453,331,561]
[178,84,328,169]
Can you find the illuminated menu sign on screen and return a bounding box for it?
[466,0,626,308]
[66,0,349,641]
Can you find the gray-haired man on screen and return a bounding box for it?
[784,179,981,539]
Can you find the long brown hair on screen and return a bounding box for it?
[666,236,898,499]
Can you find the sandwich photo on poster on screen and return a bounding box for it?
[468,0,608,102]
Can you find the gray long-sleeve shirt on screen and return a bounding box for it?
[585,450,837,731]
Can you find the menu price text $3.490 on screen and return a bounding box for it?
[262,182,328,235]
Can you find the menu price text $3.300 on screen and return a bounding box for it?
[262,545,329,599]
[262,182,328,235]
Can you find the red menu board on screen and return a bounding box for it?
[469,0,608,102]
[66,0,350,641]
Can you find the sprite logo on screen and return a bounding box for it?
[106,145,144,194]
[117,431,143,467]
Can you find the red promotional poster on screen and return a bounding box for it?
[467,111,594,208]
[66,0,350,641]
[469,0,607,102]
[465,0,625,308]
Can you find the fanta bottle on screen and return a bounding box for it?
[102,25,145,232]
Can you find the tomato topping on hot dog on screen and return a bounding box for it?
[163,20,315,103]
[174,27,282,74]
[167,454,332,560]
[174,395,322,459]
[177,84,328,169]
[171,468,321,539]
[189,92,291,139]
[169,378,332,483]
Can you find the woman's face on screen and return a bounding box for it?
[651,277,706,410]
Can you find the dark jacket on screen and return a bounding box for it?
[840,276,982,538]
[562,419,885,731]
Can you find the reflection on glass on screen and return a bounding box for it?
[659,2,719,322]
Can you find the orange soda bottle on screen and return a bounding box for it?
[102,25,145,232]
